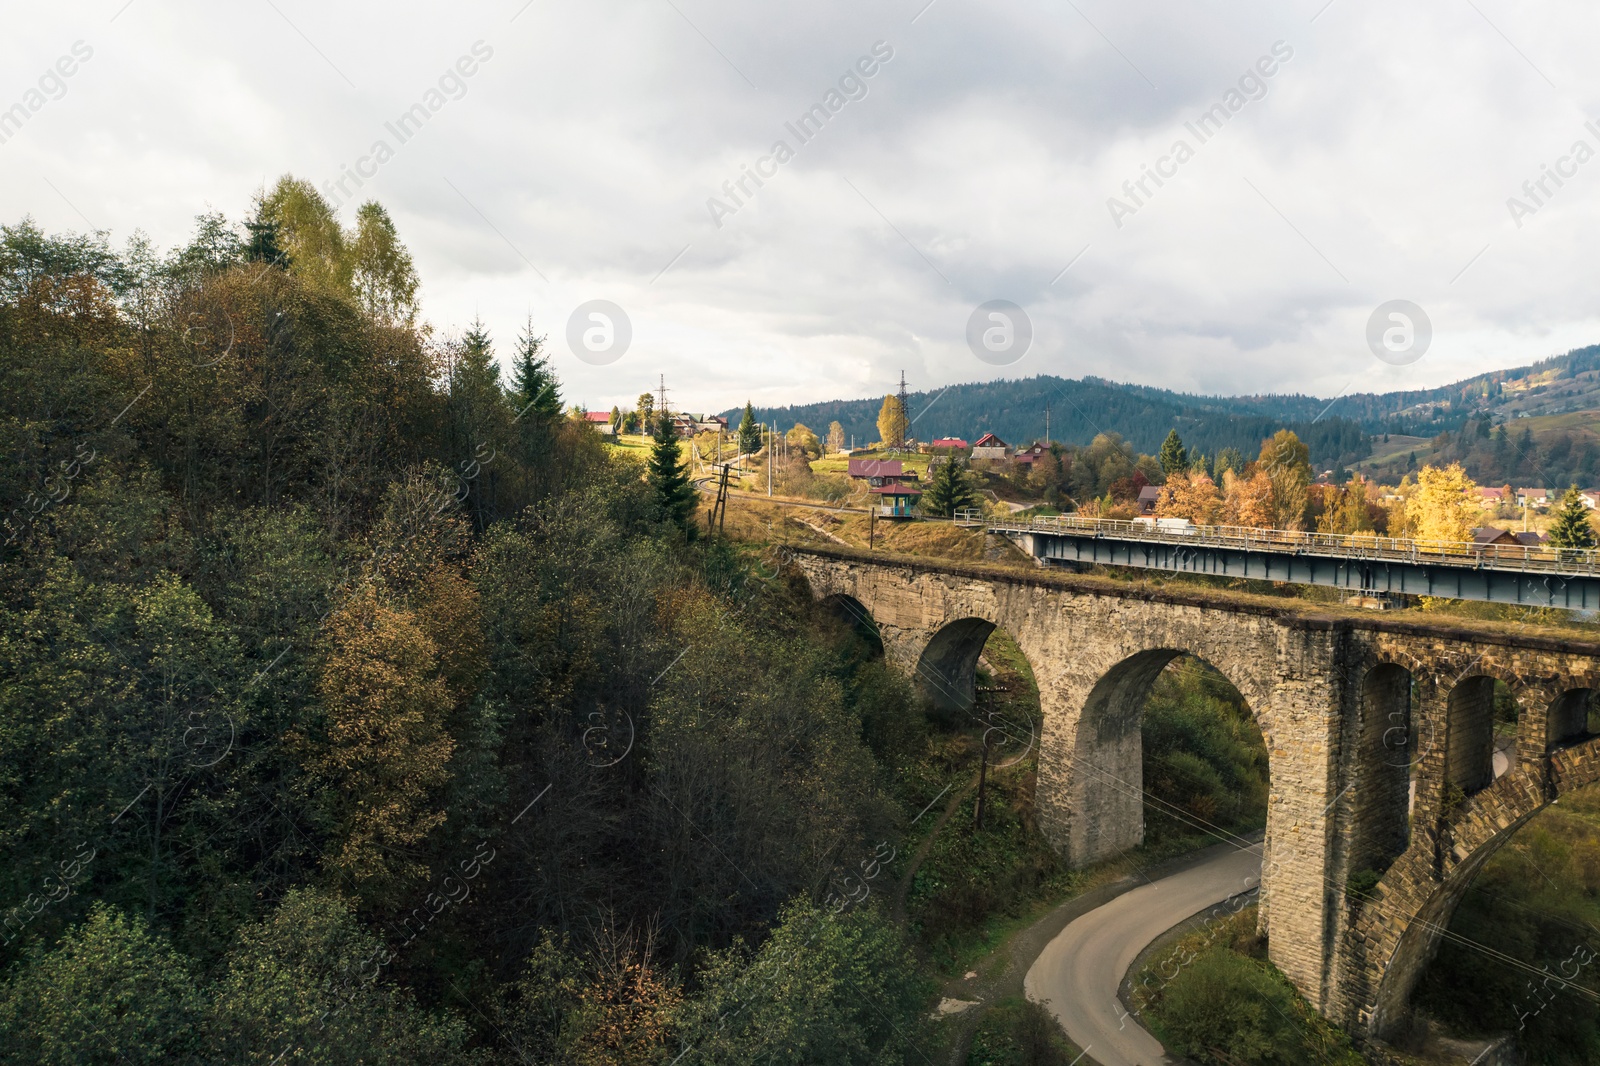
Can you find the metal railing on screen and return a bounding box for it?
[984,513,1600,576]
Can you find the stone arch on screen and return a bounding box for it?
[819,593,884,655]
[1349,663,1415,879]
[914,616,999,713]
[1362,816,1527,1038]
[1445,675,1504,794]
[1068,647,1273,863]
[1548,687,1597,749]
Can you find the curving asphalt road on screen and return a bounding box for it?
[1024,842,1264,1066]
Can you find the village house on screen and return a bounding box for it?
[971,432,1009,460]
[1013,442,1049,469]
[582,410,615,435]
[847,458,918,487]
[1137,484,1162,515]
[671,413,729,438]
[924,437,969,453]
[1471,526,1518,546]
[1516,487,1551,508]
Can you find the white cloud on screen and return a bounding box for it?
[3,0,1598,415]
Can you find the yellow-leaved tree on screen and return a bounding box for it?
[1258,430,1311,530]
[1411,463,1478,543]
[1157,471,1220,523]
[1221,468,1275,528]
[311,584,456,897]
[1316,475,1375,535]
[875,394,907,451]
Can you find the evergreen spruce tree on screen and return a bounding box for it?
[648,413,697,533]
[737,402,761,456]
[508,318,562,422]
[243,206,286,267]
[1549,486,1598,552]
[1159,429,1187,478]
[921,457,981,518]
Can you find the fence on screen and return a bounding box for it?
[984,514,1600,577]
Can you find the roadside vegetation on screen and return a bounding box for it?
[1132,908,1366,1066]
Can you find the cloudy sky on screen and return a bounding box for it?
[4,1,1598,413]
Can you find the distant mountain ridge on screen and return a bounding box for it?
[720,343,1600,468]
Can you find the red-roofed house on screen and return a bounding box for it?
[926,437,968,453]
[583,410,615,435]
[870,483,922,518]
[972,433,1008,460]
[847,458,917,487]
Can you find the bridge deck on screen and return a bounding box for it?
[787,544,1600,653]
[986,515,1600,609]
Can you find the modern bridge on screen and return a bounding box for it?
[785,544,1600,1043]
[981,513,1600,609]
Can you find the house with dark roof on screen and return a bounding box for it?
[1013,443,1049,469]
[1471,526,1517,546]
[1137,484,1162,515]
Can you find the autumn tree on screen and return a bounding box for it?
[1411,463,1477,543]
[349,201,420,325]
[258,175,351,296]
[1316,475,1375,535]
[1549,486,1598,551]
[875,394,907,451]
[1157,471,1220,524]
[786,423,822,459]
[1221,468,1275,528]
[826,421,845,455]
[1258,430,1311,530]
[307,585,456,899]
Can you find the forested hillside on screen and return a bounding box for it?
[731,344,1600,472]
[0,183,932,1063]
[730,376,1371,470]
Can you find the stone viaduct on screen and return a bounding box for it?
[787,544,1600,1038]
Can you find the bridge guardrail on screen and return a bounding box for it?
[985,514,1600,578]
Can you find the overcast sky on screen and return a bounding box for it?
[4,1,1598,414]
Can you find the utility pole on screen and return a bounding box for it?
[767,423,772,497]
[895,370,911,453]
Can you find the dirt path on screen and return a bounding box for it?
[891,775,980,925]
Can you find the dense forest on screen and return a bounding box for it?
[0,182,942,1063]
